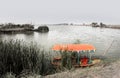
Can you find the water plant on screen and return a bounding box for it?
[0,40,54,77]
[60,51,73,70]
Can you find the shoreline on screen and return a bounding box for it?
[0,24,120,33]
[7,58,119,78]
[44,59,120,78]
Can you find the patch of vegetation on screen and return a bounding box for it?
[91,22,107,27]
[60,51,73,70]
[0,23,34,30]
[37,26,49,32]
[0,40,55,77]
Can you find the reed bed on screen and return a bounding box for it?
[0,40,55,77]
[60,51,73,70]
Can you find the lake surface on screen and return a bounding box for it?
[0,26,120,58]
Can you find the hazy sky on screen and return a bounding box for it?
[0,0,120,24]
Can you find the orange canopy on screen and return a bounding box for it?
[52,44,95,52]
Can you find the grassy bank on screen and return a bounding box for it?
[0,40,55,77]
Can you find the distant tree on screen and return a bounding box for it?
[0,23,34,30]
[100,22,106,27]
[70,23,73,25]
[91,22,99,27]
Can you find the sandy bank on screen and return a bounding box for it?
[45,60,120,78]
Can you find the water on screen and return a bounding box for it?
[0,26,120,58]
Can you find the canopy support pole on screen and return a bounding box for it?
[89,52,92,64]
[77,51,80,64]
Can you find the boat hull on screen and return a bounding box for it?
[52,57,101,68]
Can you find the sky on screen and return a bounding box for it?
[0,0,120,24]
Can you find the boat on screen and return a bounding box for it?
[51,44,101,68]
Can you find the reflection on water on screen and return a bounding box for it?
[0,26,120,58]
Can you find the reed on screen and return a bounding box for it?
[0,40,54,77]
[60,51,73,70]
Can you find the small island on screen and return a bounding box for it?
[0,23,49,33]
[36,25,49,32]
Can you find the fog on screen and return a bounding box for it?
[0,0,120,24]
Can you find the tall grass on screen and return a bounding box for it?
[0,40,54,77]
[60,51,73,70]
